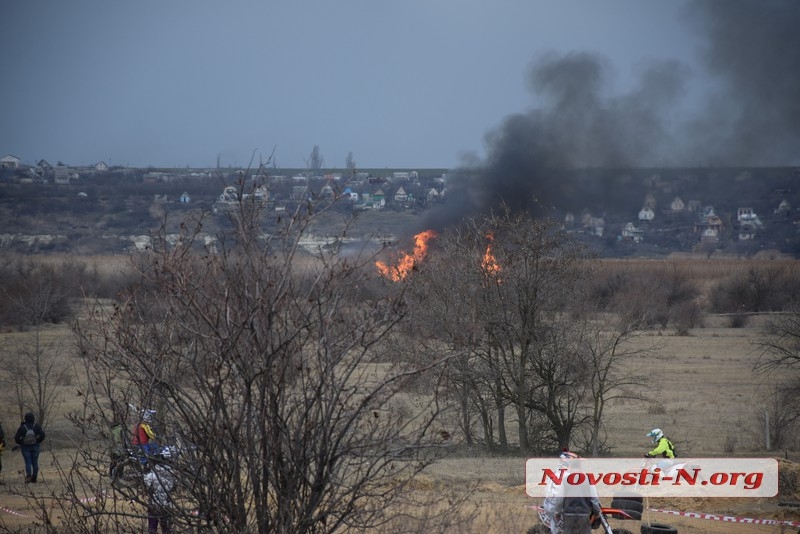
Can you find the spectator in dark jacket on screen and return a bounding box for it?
[552,458,602,534]
[14,412,45,483]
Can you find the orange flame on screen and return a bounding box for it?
[376,229,438,281]
[481,232,501,279]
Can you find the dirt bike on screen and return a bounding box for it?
[593,508,636,533]
[532,456,686,534]
[532,503,636,534]
[112,405,197,487]
[112,443,181,488]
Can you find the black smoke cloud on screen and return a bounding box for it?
[686,0,800,166]
[417,52,686,233]
[416,0,800,234]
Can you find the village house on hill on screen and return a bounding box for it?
[0,154,22,169]
[694,206,724,244]
[736,207,762,240]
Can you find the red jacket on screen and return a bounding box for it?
[131,423,155,445]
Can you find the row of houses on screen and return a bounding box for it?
[3,154,439,190]
[211,181,445,214]
[1,154,115,184]
[578,200,790,246]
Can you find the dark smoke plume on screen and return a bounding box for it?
[416,0,800,234]
[416,52,686,233]
[686,0,800,166]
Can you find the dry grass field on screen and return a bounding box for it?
[1,255,800,532]
[417,312,800,533]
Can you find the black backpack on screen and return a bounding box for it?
[22,424,37,445]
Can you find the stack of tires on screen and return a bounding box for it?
[608,496,644,520]
[608,495,678,533]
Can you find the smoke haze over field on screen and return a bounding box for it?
[688,0,800,166]
[418,0,800,233]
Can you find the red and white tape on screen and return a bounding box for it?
[0,506,33,518]
[649,508,800,527]
[77,492,104,503]
[527,504,800,528]
[0,492,106,518]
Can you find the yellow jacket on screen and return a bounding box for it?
[648,437,675,459]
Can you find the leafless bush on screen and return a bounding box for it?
[730,312,749,328]
[0,260,76,328]
[669,300,704,335]
[709,265,800,313]
[587,261,700,332]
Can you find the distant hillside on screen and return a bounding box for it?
[0,165,798,257]
[561,166,800,257]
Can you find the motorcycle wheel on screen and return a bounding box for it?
[112,457,143,487]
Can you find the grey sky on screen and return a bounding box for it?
[0,1,733,169]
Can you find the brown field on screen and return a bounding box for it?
[2,256,800,532]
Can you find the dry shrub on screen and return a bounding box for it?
[730,313,749,328]
[593,258,800,311]
[670,300,704,335]
[778,459,800,500]
[593,261,698,330]
[708,263,800,313]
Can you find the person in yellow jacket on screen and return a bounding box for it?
[132,409,158,456]
[644,428,675,459]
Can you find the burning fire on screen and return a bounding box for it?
[376,229,438,281]
[481,232,501,277]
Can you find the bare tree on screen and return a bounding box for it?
[481,212,588,453]
[1,326,73,427]
[345,151,356,179]
[416,210,591,454]
[754,302,800,448]
[0,260,81,426]
[573,313,654,456]
[409,219,507,450]
[757,302,800,371]
[760,380,800,450]
[306,145,324,174]
[62,204,464,533]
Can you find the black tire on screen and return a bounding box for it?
[112,457,143,488]
[613,530,635,534]
[525,525,550,534]
[620,495,644,504]
[641,523,678,534]
[610,498,645,513]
